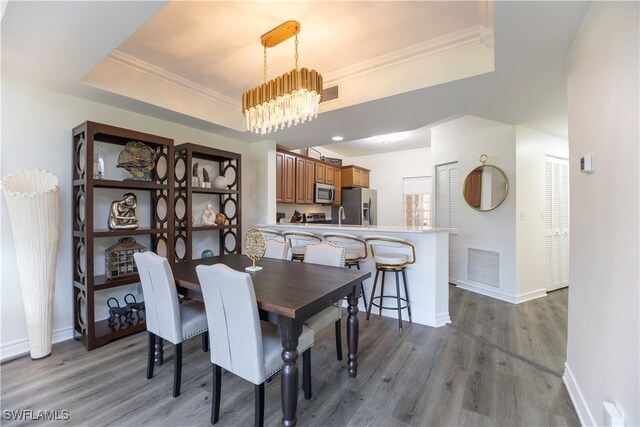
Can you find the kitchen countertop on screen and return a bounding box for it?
[260,223,450,234]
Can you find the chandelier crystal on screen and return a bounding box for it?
[242,21,323,134]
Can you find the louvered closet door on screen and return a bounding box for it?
[436,163,459,283]
[545,157,570,291]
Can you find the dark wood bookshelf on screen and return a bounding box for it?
[72,121,174,351]
[174,143,242,262]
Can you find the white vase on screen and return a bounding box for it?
[1,169,60,359]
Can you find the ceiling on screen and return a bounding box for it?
[1,1,589,157]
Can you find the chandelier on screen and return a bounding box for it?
[242,20,323,134]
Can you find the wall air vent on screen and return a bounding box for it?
[467,247,500,288]
[321,85,338,103]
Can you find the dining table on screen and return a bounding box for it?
[165,254,371,427]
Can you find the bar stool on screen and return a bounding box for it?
[322,232,369,308]
[283,231,322,261]
[363,236,416,336]
[255,228,286,242]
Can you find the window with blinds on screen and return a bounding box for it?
[403,176,432,227]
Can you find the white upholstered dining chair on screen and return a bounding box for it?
[303,242,346,362]
[133,251,209,398]
[196,263,314,426]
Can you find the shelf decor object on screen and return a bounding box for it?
[73,121,174,350]
[107,193,139,230]
[213,175,227,189]
[1,169,61,359]
[105,237,145,279]
[117,141,158,181]
[201,202,216,225]
[241,20,323,134]
[244,228,266,272]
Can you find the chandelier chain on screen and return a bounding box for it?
[263,45,268,84]
[295,34,299,70]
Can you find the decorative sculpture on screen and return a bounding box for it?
[244,228,266,272]
[124,293,145,320]
[108,193,139,230]
[192,162,200,187]
[117,141,158,181]
[201,202,216,225]
[107,297,133,325]
[202,168,211,188]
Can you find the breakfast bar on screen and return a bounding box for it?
[261,224,451,328]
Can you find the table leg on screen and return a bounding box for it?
[347,284,360,378]
[278,316,303,427]
[154,337,164,366]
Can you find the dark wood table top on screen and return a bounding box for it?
[171,254,371,321]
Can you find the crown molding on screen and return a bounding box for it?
[323,25,494,86]
[107,50,240,109]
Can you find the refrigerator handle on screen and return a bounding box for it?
[369,198,373,225]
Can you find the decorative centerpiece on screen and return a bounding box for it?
[108,193,139,230]
[244,228,266,272]
[105,237,145,279]
[117,141,158,181]
[201,202,216,225]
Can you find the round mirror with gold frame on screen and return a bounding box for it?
[463,155,509,211]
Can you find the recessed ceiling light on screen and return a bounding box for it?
[331,136,344,141]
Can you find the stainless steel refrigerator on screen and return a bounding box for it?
[333,188,378,226]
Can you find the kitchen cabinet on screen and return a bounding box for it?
[276,151,284,202]
[305,159,315,204]
[325,165,335,185]
[295,156,306,204]
[276,149,344,204]
[341,165,370,188]
[333,167,342,206]
[314,162,325,183]
[283,154,296,203]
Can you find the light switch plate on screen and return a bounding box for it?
[580,152,594,173]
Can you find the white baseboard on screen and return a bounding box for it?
[457,280,547,304]
[0,327,75,362]
[434,313,452,327]
[564,362,596,426]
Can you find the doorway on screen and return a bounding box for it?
[545,156,570,291]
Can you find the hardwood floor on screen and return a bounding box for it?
[1,286,578,426]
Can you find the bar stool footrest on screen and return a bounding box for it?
[369,296,410,311]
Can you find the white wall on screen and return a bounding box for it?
[0,79,269,359]
[515,126,568,296]
[431,115,517,299]
[346,147,432,227]
[564,2,639,426]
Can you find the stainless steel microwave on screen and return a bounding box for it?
[314,183,335,204]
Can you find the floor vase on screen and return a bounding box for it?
[2,169,60,359]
